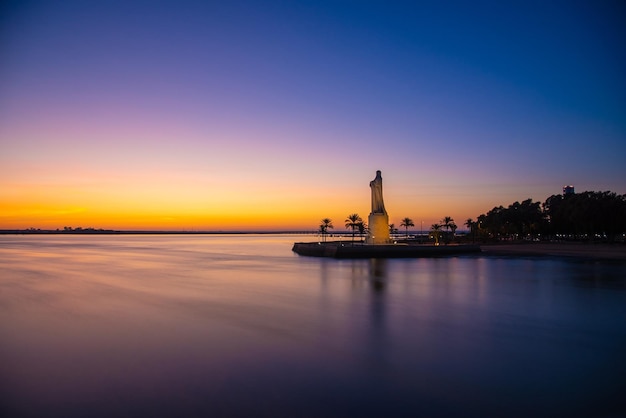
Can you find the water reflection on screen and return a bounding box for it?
[0,235,625,418]
[366,259,388,374]
[369,258,387,292]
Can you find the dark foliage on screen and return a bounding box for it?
[477,199,543,240]
[475,192,626,242]
[544,191,626,241]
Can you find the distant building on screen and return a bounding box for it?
[563,185,575,195]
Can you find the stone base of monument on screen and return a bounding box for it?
[292,242,482,258]
[366,212,390,244]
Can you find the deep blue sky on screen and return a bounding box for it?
[1,0,625,229]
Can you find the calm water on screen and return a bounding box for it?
[1,235,625,417]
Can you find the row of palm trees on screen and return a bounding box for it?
[429,216,457,245]
[388,217,415,238]
[318,214,365,243]
[318,215,458,244]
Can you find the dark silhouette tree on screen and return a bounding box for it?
[400,217,414,239]
[356,221,367,242]
[441,216,455,244]
[475,199,544,241]
[467,193,626,242]
[319,218,333,242]
[465,218,476,243]
[544,191,626,241]
[345,213,363,243]
[429,224,442,246]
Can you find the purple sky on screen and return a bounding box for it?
[1,0,625,229]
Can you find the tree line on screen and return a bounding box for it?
[467,191,626,242]
[318,214,367,243]
[318,190,625,244]
[318,214,458,245]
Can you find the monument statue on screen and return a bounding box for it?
[369,170,386,214]
[366,170,390,244]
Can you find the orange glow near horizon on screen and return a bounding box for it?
[0,182,491,232]
[0,158,549,231]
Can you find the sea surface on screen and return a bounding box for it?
[1,234,625,417]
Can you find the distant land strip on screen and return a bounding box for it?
[0,229,318,235]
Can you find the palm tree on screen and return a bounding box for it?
[441,216,454,245]
[319,218,333,242]
[429,223,442,246]
[389,224,398,236]
[441,216,454,232]
[400,217,414,239]
[356,221,367,242]
[345,213,362,243]
[465,218,475,243]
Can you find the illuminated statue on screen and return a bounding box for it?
[367,170,390,244]
[369,170,387,214]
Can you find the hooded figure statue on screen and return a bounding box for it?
[369,170,386,214]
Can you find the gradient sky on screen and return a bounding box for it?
[1,0,625,230]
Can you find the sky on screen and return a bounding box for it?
[1,0,625,231]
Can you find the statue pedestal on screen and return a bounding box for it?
[366,213,390,244]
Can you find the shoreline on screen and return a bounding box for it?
[3,232,625,261]
[292,242,482,258]
[480,242,626,261]
[293,241,626,261]
[0,230,317,235]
